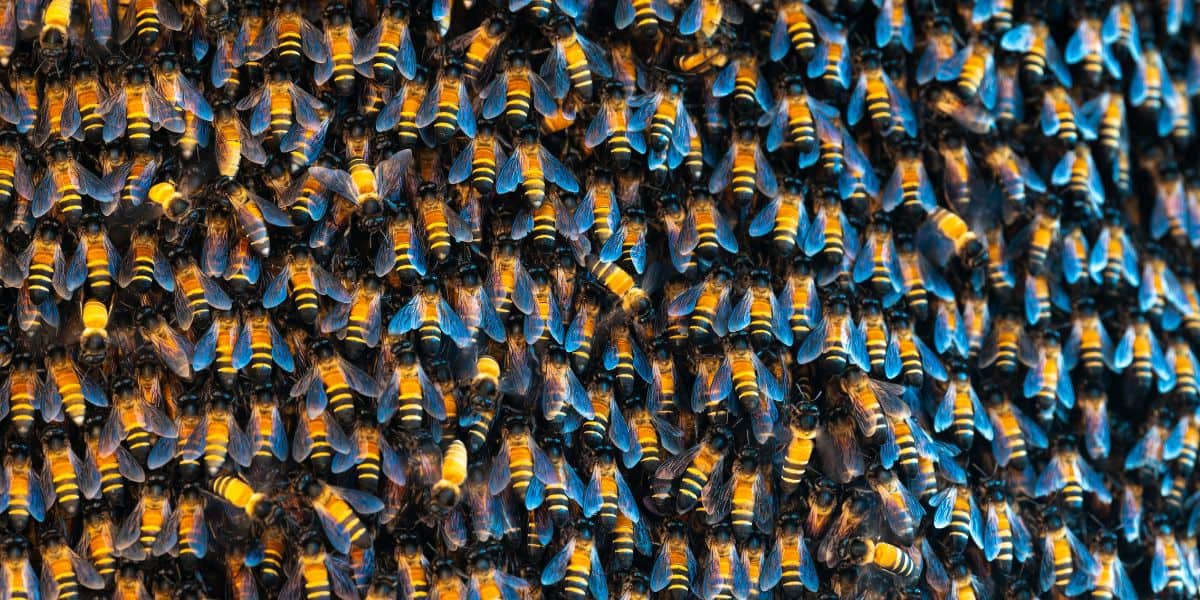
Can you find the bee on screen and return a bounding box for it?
[612,0,673,37]
[490,415,557,500]
[984,387,1048,470]
[839,369,907,441]
[1132,44,1172,121]
[540,345,592,425]
[934,366,993,450]
[654,425,731,513]
[40,424,96,518]
[298,3,369,95]
[886,308,945,387]
[30,142,114,223]
[1081,532,1135,600]
[40,346,107,427]
[237,64,327,148]
[376,341,445,430]
[40,526,106,598]
[263,245,351,323]
[390,278,474,354]
[99,62,182,148]
[414,57,476,145]
[927,483,983,555]
[584,82,647,167]
[851,215,902,297]
[705,446,773,541]
[1148,163,1194,248]
[937,37,996,109]
[280,531,362,600]
[1036,435,1113,511]
[669,266,738,345]
[598,205,648,274]
[82,410,142,508]
[499,125,581,208]
[334,410,407,493]
[448,124,506,195]
[210,102,268,178]
[0,440,47,530]
[0,352,40,437]
[1113,313,1175,393]
[881,143,934,216]
[916,15,958,84]
[796,293,869,374]
[1052,144,1105,216]
[768,0,824,61]
[1038,507,1098,594]
[32,73,76,147]
[296,472,384,556]
[1018,329,1075,421]
[648,520,697,599]
[478,52,556,134]
[353,0,418,82]
[848,50,917,138]
[190,310,241,388]
[700,523,751,600]
[866,466,923,543]
[710,124,777,206]
[748,176,806,259]
[470,544,530,600]
[1022,269,1067,326]
[185,391,255,476]
[927,87,995,134]
[0,132,28,210]
[581,447,641,534]
[164,250,233,332]
[415,184,475,263]
[1063,300,1116,379]
[376,67,429,146]
[1041,85,1093,148]
[0,537,38,600]
[1000,20,1072,86]
[775,402,821,493]
[542,17,611,100]
[231,305,293,382]
[99,375,179,463]
[117,0,183,46]
[112,475,172,560]
[839,538,919,580]
[712,43,772,116]
[291,338,382,428]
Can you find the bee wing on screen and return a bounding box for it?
[539,146,580,193]
[414,79,444,129]
[540,538,576,585]
[708,144,734,195]
[1033,455,1065,497]
[335,355,381,398]
[1038,535,1059,593]
[794,314,829,365]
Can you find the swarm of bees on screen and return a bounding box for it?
[1,0,1200,597]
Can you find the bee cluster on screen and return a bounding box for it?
[1,0,1200,597]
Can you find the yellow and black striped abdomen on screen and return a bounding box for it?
[521,149,547,206]
[47,450,80,514]
[874,542,916,578]
[433,82,462,141]
[319,363,356,422]
[509,442,534,494]
[731,150,756,204]
[303,558,333,600]
[330,34,357,93]
[564,41,593,97]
